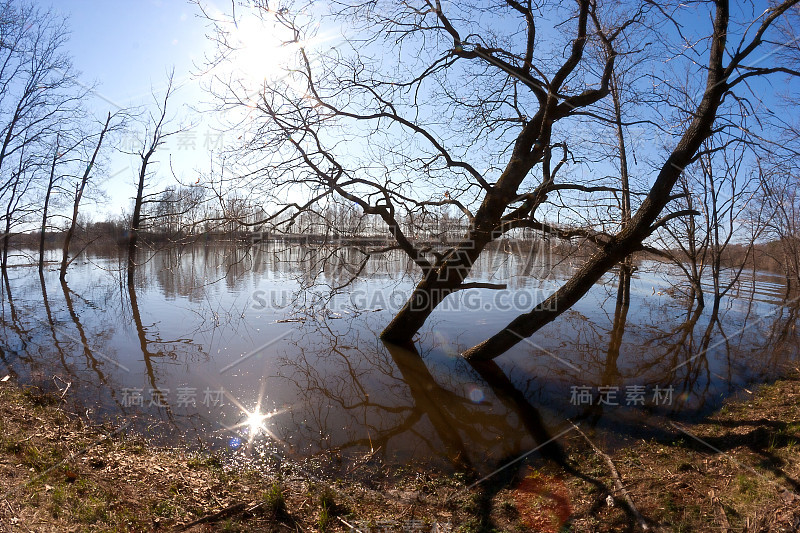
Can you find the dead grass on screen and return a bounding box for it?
[560,373,800,532]
[0,381,476,532]
[0,372,799,532]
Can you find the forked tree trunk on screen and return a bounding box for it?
[380,208,504,342]
[383,1,731,360]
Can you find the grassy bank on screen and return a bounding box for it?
[552,372,800,532]
[0,380,474,532]
[0,372,798,532]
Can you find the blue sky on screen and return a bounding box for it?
[52,0,215,218]
[45,0,798,227]
[56,0,204,106]
[52,0,340,220]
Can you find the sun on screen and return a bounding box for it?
[211,383,287,448]
[209,4,339,91]
[202,4,339,117]
[225,15,300,86]
[244,409,270,436]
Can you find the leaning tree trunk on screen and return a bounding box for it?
[60,113,112,281]
[460,2,731,361]
[1,151,24,271]
[380,197,508,342]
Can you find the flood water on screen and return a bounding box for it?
[0,243,797,475]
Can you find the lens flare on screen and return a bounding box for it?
[245,410,269,435]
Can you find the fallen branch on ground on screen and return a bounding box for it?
[571,422,652,531]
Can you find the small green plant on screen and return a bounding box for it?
[263,482,286,516]
[75,496,109,524]
[221,519,241,532]
[49,486,66,518]
[737,474,760,501]
[51,486,66,505]
[152,500,175,518]
[318,501,331,531]
[187,454,222,469]
[22,444,42,470]
[786,438,797,453]
[662,492,678,514]
[317,487,337,531]
[320,487,335,510]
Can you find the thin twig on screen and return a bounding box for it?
[171,502,248,532]
[571,422,651,531]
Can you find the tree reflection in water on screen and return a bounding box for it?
[0,245,795,481]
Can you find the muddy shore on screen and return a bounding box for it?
[0,370,798,532]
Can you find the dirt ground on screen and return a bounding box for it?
[0,370,798,532]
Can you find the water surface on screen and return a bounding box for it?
[1,244,797,475]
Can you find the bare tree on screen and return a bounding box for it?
[205,0,800,360]
[755,160,800,297]
[1,133,35,268]
[39,134,62,270]
[658,139,767,315]
[753,24,800,299]
[126,75,182,285]
[59,112,115,280]
[0,1,84,270]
